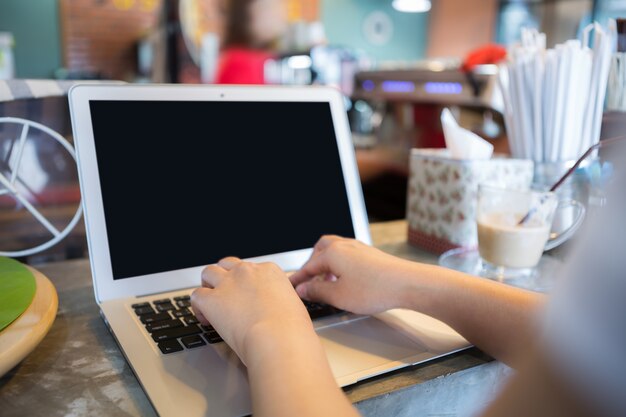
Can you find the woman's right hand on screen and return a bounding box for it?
[289,235,419,315]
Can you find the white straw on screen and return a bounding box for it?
[499,22,616,163]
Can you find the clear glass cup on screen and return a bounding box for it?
[476,185,585,279]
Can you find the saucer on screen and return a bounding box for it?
[438,248,563,293]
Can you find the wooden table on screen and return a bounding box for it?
[0,221,508,417]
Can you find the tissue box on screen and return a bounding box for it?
[407,149,534,254]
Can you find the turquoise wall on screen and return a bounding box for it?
[321,0,429,62]
[0,0,61,78]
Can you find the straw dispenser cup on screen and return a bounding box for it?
[499,24,616,200]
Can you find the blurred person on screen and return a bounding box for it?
[215,0,287,84]
[191,155,626,416]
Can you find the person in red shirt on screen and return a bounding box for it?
[215,0,288,85]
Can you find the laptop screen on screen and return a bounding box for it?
[89,100,356,280]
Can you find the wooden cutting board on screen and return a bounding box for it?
[0,265,58,377]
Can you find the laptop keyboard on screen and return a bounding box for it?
[301,299,343,320]
[133,296,342,354]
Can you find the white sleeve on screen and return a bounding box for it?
[543,162,626,417]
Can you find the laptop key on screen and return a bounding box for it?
[158,339,184,354]
[302,299,342,320]
[200,324,213,332]
[131,302,150,309]
[183,316,199,325]
[181,335,206,349]
[174,295,191,301]
[153,298,172,305]
[156,303,176,312]
[152,325,202,342]
[134,306,156,316]
[172,308,192,318]
[203,329,223,344]
[140,313,171,324]
[145,319,184,333]
[176,300,192,308]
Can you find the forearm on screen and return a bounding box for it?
[244,322,361,417]
[397,262,545,367]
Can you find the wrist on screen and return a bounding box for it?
[394,262,440,313]
[242,317,317,367]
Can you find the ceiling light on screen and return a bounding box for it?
[392,0,431,13]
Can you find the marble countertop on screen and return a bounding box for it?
[0,221,509,417]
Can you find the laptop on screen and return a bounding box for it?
[69,84,467,417]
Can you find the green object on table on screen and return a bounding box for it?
[0,257,36,332]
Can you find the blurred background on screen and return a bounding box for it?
[1,0,625,263]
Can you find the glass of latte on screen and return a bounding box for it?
[476,185,585,278]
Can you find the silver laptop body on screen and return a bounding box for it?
[69,84,466,417]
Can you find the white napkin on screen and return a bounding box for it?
[441,108,494,159]
[375,309,470,353]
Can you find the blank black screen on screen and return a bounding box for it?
[89,100,356,280]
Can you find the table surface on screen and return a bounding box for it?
[0,221,506,417]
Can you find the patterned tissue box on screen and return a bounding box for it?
[407,149,534,254]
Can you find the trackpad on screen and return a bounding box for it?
[317,317,427,380]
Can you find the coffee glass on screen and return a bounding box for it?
[476,185,585,279]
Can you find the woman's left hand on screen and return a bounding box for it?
[191,257,313,365]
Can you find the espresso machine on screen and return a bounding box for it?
[348,61,506,220]
[350,61,505,148]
